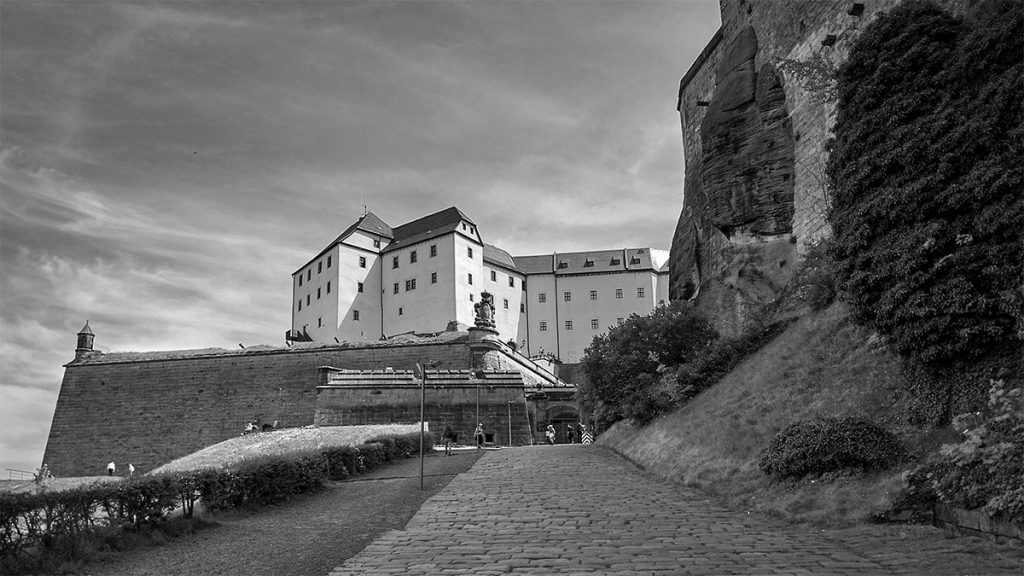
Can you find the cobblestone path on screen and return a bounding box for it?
[330,446,1023,576]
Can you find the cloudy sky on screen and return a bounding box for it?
[0,0,720,473]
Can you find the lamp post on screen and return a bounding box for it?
[416,361,442,491]
[507,401,513,447]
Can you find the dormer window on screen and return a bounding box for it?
[373,239,381,248]
[610,258,620,266]
[630,257,641,265]
[557,261,568,269]
[583,259,594,268]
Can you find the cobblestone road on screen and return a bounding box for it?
[330,446,1023,576]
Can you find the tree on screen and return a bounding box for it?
[579,301,718,427]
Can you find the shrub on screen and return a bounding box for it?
[759,416,905,480]
[917,380,1024,522]
[827,0,1024,366]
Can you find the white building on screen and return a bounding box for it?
[289,207,669,363]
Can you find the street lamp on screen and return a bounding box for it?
[507,401,513,447]
[416,361,442,490]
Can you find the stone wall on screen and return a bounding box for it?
[670,0,969,333]
[314,369,533,446]
[43,342,472,476]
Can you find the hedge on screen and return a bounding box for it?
[1,430,433,572]
[759,416,904,480]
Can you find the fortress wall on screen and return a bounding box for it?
[42,343,471,476]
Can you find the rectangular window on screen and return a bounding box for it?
[617,318,624,325]
[405,280,412,291]
[431,272,437,284]
[538,293,547,303]
[318,317,322,327]
[317,287,321,299]
[327,256,332,268]
[327,281,331,294]
[467,246,473,258]
[354,310,360,321]
[359,256,366,268]
[637,287,645,298]
[503,299,509,309]
[410,251,417,263]
[520,303,525,313]
[490,270,497,282]
[508,276,514,288]
[392,256,399,269]
[357,282,363,293]
[307,270,311,281]
[318,262,322,274]
[299,275,303,287]
[539,321,547,332]
[430,244,437,257]
[590,290,597,300]
[411,278,417,290]
[468,273,473,285]
[306,295,310,305]
[591,319,599,329]
[469,294,474,302]
[399,307,403,316]
[373,239,380,248]
[563,291,571,302]
[298,300,302,311]
[393,283,399,294]
[615,288,623,299]
[565,320,573,331]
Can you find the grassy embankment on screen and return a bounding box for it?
[598,302,956,527]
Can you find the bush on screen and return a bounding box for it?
[827,0,1024,366]
[914,380,1024,522]
[759,416,905,480]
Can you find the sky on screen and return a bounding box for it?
[0,0,721,474]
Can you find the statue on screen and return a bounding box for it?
[474,292,496,329]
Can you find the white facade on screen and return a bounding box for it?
[289,208,668,362]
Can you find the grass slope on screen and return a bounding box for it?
[598,303,950,527]
[152,424,421,474]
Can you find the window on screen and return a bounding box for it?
[307,270,311,281]
[615,288,623,299]
[430,244,437,257]
[520,303,525,313]
[583,259,594,268]
[630,257,641,265]
[469,294,474,302]
[306,294,310,305]
[373,239,380,248]
[298,300,302,311]
[299,275,303,287]
[617,318,624,325]
[318,262,322,274]
[392,256,399,269]
[637,287,645,298]
[431,272,437,284]
[557,261,568,269]
[393,283,399,294]
[490,270,496,282]
[565,320,573,331]
[590,290,597,300]
[462,223,467,231]
[538,293,547,303]
[563,291,571,302]
[467,246,473,258]
[357,282,363,293]
[317,287,321,299]
[405,280,412,291]
[468,273,473,285]
[327,256,332,268]
[539,321,548,332]
[327,281,331,294]
[411,278,416,290]
[610,257,620,266]
[354,310,360,321]
[399,307,404,316]
[508,276,514,288]
[318,317,322,327]
[503,299,509,309]
[410,251,417,263]
[591,319,599,330]
[359,256,366,268]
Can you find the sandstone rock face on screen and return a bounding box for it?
[670,26,796,333]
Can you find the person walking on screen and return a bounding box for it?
[568,424,577,444]
[474,423,485,450]
[442,424,455,456]
[545,424,556,445]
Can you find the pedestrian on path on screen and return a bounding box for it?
[442,424,455,456]
[474,423,485,449]
[568,424,577,444]
[545,424,556,445]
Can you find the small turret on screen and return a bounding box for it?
[75,321,94,361]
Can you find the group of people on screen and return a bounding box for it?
[105,461,135,477]
[545,422,592,445]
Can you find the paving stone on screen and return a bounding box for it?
[329,446,1024,575]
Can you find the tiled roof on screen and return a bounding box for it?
[483,244,520,273]
[514,249,667,275]
[297,211,394,274]
[383,207,476,253]
[512,254,554,275]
